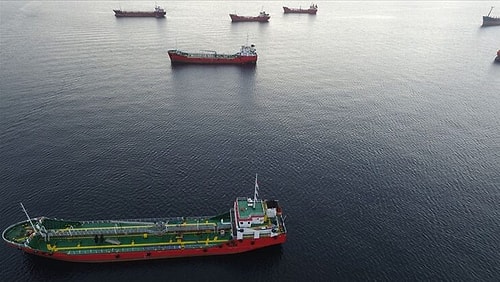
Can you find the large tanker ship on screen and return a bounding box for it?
[168,44,258,65]
[113,5,166,18]
[2,177,286,262]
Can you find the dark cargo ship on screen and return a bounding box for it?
[283,3,318,14]
[113,5,166,18]
[482,6,500,26]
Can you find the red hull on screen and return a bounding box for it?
[168,53,257,65]
[168,45,258,65]
[229,14,270,22]
[8,235,286,263]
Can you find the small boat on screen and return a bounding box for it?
[482,6,500,26]
[283,3,318,14]
[495,50,500,63]
[168,44,258,65]
[229,11,270,22]
[113,5,166,18]
[2,176,287,262]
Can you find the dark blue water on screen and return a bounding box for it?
[1,1,499,281]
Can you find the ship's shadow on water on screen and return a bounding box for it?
[169,63,257,85]
[23,246,283,280]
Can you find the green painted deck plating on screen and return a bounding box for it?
[5,213,235,255]
[3,189,287,262]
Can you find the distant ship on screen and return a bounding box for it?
[495,50,500,63]
[283,3,318,14]
[2,176,286,262]
[168,44,258,65]
[482,6,500,26]
[113,5,166,18]
[229,11,270,22]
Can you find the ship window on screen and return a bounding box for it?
[248,221,250,224]
[240,222,243,225]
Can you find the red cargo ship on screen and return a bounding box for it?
[113,5,166,18]
[2,176,286,262]
[283,3,318,14]
[168,44,258,65]
[229,11,270,22]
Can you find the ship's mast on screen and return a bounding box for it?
[20,203,36,230]
[487,6,494,17]
[253,174,259,208]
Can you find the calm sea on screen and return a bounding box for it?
[1,1,499,281]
